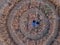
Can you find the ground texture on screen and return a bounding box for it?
[0,0,60,45]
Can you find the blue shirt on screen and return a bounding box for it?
[32,20,40,27]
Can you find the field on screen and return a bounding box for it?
[0,0,60,45]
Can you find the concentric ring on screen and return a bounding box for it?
[7,0,58,45]
[19,7,49,40]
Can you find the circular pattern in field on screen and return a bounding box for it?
[0,0,59,45]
